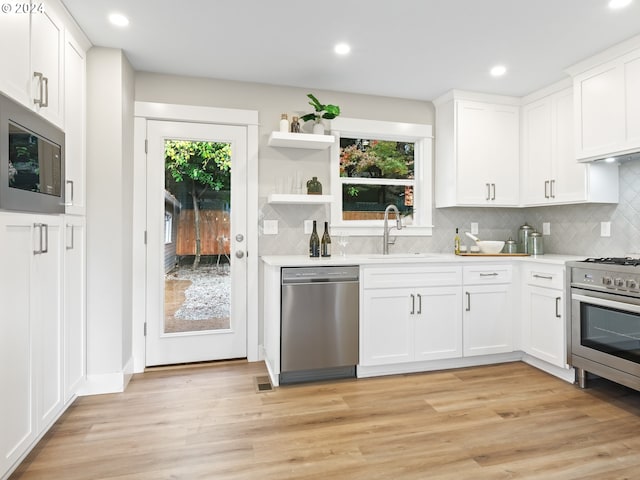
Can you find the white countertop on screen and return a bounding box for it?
[261,253,586,267]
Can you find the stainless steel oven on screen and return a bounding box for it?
[569,259,640,391]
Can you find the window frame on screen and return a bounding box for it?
[330,117,433,236]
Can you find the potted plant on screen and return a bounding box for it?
[300,93,340,134]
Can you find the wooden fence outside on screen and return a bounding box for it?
[176,210,230,255]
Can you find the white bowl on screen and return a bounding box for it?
[476,240,505,254]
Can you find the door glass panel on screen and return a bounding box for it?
[581,303,640,363]
[163,139,231,334]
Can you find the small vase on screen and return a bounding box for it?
[312,121,325,135]
[307,176,322,195]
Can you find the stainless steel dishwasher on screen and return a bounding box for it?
[280,266,359,384]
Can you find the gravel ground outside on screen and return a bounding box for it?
[166,265,231,321]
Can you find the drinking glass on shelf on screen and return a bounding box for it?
[337,234,349,256]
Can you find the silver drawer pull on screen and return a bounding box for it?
[533,274,553,280]
[479,272,499,277]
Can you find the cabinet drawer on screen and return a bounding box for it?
[463,264,512,285]
[525,264,564,290]
[363,265,462,289]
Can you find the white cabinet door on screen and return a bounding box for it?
[414,287,462,361]
[30,6,64,127]
[626,55,640,148]
[64,34,86,215]
[521,98,554,205]
[525,286,566,368]
[463,284,512,357]
[0,9,31,105]
[64,216,85,401]
[35,220,64,429]
[361,289,412,366]
[456,100,519,206]
[0,215,37,476]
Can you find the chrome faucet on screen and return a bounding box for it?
[382,204,402,254]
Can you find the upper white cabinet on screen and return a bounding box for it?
[521,86,619,206]
[31,3,64,127]
[0,1,72,129]
[434,91,520,207]
[64,33,87,215]
[571,46,640,161]
[0,7,31,106]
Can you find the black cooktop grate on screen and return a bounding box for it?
[583,257,640,266]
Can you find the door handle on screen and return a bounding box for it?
[410,294,415,315]
[555,296,561,318]
[65,180,74,206]
[550,179,555,199]
[544,180,550,199]
[33,223,43,255]
[42,75,49,107]
[465,292,471,311]
[235,250,245,259]
[486,183,491,201]
[417,294,422,315]
[533,274,553,280]
[480,272,499,277]
[33,72,44,106]
[491,183,496,200]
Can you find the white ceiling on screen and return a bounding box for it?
[61,0,640,101]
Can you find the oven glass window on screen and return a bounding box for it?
[8,122,61,196]
[581,303,640,363]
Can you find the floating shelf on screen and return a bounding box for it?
[267,194,333,205]
[268,131,335,149]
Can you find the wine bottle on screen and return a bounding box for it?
[454,227,461,254]
[321,221,331,257]
[309,220,320,257]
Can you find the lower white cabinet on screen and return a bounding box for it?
[360,265,463,366]
[522,264,566,368]
[463,265,514,357]
[0,213,64,476]
[64,215,86,401]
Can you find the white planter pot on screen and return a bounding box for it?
[312,122,325,135]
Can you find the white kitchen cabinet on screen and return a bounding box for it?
[463,265,513,357]
[521,86,619,206]
[522,265,567,368]
[63,215,86,401]
[0,6,31,105]
[0,212,63,476]
[572,47,640,161]
[434,91,520,207]
[31,2,64,127]
[360,265,462,366]
[63,33,87,215]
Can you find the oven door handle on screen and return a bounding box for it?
[572,293,640,314]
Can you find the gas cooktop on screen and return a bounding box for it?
[582,257,640,266]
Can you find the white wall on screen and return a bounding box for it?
[85,47,135,393]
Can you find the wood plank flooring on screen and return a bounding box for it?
[10,361,640,479]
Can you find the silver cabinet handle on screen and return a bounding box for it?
[491,183,496,200]
[410,294,415,315]
[544,180,550,199]
[66,224,74,250]
[550,179,555,199]
[33,223,48,254]
[417,294,422,315]
[480,272,499,277]
[66,180,74,205]
[555,297,561,318]
[533,274,553,280]
[235,250,245,259]
[33,72,49,107]
[465,292,471,311]
[486,183,491,201]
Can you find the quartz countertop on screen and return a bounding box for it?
[261,253,586,267]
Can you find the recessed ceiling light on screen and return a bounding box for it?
[108,12,129,27]
[608,0,632,9]
[334,43,351,55]
[490,65,507,77]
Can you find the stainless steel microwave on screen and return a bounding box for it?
[0,93,65,214]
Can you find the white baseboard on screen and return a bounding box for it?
[79,356,135,396]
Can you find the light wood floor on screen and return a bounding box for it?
[10,361,640,479]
